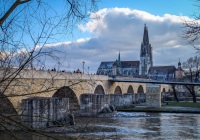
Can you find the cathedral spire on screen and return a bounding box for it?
[143,23,149,45]
[140,24,153,75]
[118,51,120,62]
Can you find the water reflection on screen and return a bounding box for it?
[1,112,200,140]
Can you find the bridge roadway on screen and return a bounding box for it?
[0,69,171,114]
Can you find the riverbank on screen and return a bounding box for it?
[117,106,200,113]
[117,102,200,113]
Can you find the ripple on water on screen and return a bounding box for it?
[83,124,155,136]
[113,112,150,117]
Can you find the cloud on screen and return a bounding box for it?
[38,8,197,73]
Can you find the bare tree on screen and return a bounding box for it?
[182,56,200,103]
[182,0,200,50]
[0,0,99,139]
[170,84,179,102]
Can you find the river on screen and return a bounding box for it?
[1,112,200,140]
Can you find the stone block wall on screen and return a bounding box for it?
[135,93,146,104]
[146,84,161,108]
[80,94,135,116]
[109,94,134,108]
[80,94,110,116]
[21,97,69,128]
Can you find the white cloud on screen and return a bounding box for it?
[37,8,197,73]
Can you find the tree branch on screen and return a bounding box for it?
[0,0,31,26]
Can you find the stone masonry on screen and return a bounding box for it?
[146,84,161,108]
[21,97,72,128]
[79,94,110,116]
[80,93,135,116]
[109,94,134,108]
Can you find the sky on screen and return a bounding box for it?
[40,0,199,73]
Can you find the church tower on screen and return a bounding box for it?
[139,24,153,75]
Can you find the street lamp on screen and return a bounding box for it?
[88,66,90,74]
[82,61,85,74]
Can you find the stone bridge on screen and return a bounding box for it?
[0,69,172,114]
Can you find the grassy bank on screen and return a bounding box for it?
[162,102,200,108]
[117,102,200,113]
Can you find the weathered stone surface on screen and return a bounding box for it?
[146,84,161,108]
[21,97,73,128]
[80,94,110,116]
[80,94,135,116]
[109,94,134,108]
[135,93,146,104]
[100,104,115,114]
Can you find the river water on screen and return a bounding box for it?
[1,112,200,140]
[73,112,200,140]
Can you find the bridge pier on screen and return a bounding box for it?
[21,97,74,128]
[146,84,161,108]
[135,93,146,104]
[80,94,110,116]
[79,93,135,116]
[109,94,134,108]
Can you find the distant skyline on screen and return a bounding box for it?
[41,0,198,73]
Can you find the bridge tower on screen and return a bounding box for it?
[139,24,153,75]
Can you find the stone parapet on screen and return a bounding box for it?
[0,68,108,80]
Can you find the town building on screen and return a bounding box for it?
[96,52,140,76]
[148,66,176,81]
[175,59,185,81]
[148,60,185,81]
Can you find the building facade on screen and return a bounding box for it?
[96,52,140,77]
[148,60,185,81]
[148,66,176,81]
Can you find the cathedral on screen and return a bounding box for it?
[96,24,152,77]
[97,24,184,80]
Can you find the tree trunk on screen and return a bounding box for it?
[172,85,179,102]
[191,86,197,103]
[185,85,196,103]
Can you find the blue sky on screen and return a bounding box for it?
[14,0,198,73]
[99,0,195,17]
[69,0,196,41]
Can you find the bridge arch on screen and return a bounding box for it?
[114,86,122,95]
[52,86,80,114]
[168,89,171,93]
[0,97,17,114]
[162,88,166,93]
[127,85,134,94]
[137,85,144,93]
[94,85,105,94]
